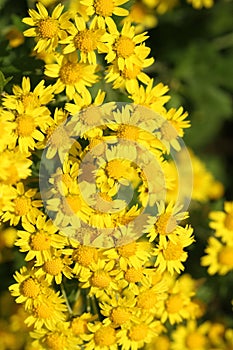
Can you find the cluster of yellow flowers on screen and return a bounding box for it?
[0,0,232,349]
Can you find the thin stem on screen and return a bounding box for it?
[61,282,73,316]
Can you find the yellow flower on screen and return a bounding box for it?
[127,78,170,114]
[103,21,152,71]
[201,236,233,275]
[153,225,195,274]
[81,0,129,28]
[2,76,54,111]
[186,0,214,9]
[105,56,153,91]
[22,2,71,52]
[209,201,233,244]
[144,201,189,244]
[44,52,99,99]
[25,292,67,330]
[0,108,16,152]
[31,321,79,350]
[60,15,106,64]
[65,89,106,116]
[85,321,118,350]
[122,2,157,33]
[35,249,73,284]
[171,320,210,350]
[103,241,152,270]
[99,291,137,327]
[117,314,161,350]
[1,182,42,227]
[9,266,50,310]
[72,244,99,276]
[1,149,30,185]
[79,259,118,298]
[15,215,67,265]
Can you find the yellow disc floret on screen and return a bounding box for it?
[14,197,31,216]
[17,114,36,137]
[59,62,82,85]
[94,0,114,17]
[44,258,63,275]
[115,37,135,58]
[38,18,58,39]
[30,232,51,251]
[21,278,40,298]
[94,326,116,346]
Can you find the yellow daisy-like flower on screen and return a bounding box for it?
[100,291,137,327]
[15,215,67,265]
[117,314,161,350]
[25,292,67,330]
[0,149,32,185]
[103,21,152,71]
[81,0,129,28]
[201,236,233,275]
[44,52,99,99]
[1,182,42,227]
[85,321,118,350]
[127,78,170,114]
[2,76,54,111]
[153,225,195,274]
[145,201,189,244]
[122,2,157,34]
[171,320,210,350]
[46,179,94,229]
[105,55,153,91]
[209,201,233,244]
[31,321,79,350]
[22,2,71,52]
[79,259,118,298]
[60,15,106,64]
[65,89,106,116]
[8,101,53,154]
[9,266,50,310]
[35,249,73,284]
[103,241,152,270]
[72,243,99,276]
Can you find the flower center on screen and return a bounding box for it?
[48,125,70,148]
[125,267,143,283]
[21,93,40,109]
[35,303,53,319]
[74,30,98,53]
[186,332,206,349]
[115,36,135,58]
[163,241,184,260]
[30,232,51,251]
[105,159,130,180]
[59,62,82,85]
[73,245,97,266]
[137,290,157,309]
[218,247,233,267]
[111,307,131,325]
[21,278,40,298]
[91,271,111,288]
[129,324,148,341]
[46,333,65,350]
[44,258,63,275]
[122,65,141,79]
[117,124,139,140]
[94,326,116,346]
[155,213,177,235]
[94,0,114,17]
[224,213,233,231]
[71,317,88,335]
[14,196,31,216]
[17,114,36,137]
[38,18,58,39]
[166,294,183,313]
[117,242,137,257]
